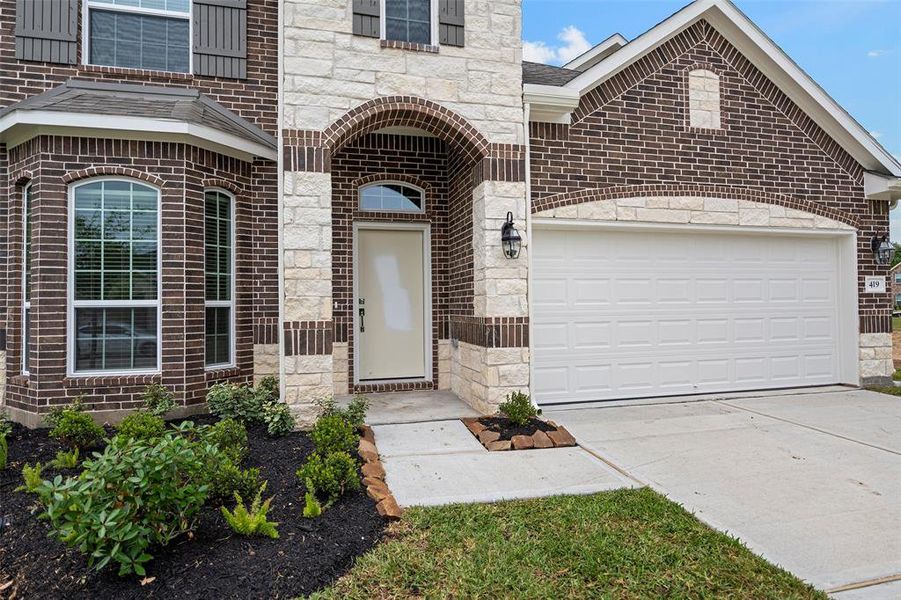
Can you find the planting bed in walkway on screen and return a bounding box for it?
[0,416,385,599]
[462,416,577,451]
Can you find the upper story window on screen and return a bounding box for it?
[385,0,432,45]
[360,183,424,212]
[86,0,191,73]
[688,68,721,129]
[70,179,161,375]
[895,273,901,283]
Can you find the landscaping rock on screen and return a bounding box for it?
[362,476,384,488]
[362,460,386,480]
[478,430,501,445]
[487,440,512,451]
[359,438,380,463]
[360,425,376,445]
[366,480,392,504]
[511,435,534,450]
[547,427,577,447]
[376,496,403,520]
[532,430,554,449]
[462,417,487,435]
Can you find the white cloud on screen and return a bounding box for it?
[871,130,884,139]
[523,26,592,65]
[868,49,887,57]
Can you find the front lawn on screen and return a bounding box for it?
[314,488,825,599]
[893,317,901,331]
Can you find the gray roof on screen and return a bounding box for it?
[0,79,276,151]
[522,61,582,86]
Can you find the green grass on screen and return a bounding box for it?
[312,489,825,599]
[893,317,901,332]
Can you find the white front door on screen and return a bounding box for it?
[356,227,428,382]
[532,226,851,405]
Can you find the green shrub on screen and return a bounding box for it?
[35,431,217,576]
[498,391,539,427]
[209,460,261,503]
[262,401,295,437]
[116,411,166,442]
[201,418,248,463]
[207,383,264,424]
[220,482,279,539]
[310,414,358,456]
[0,409,12,438]
[0,434,7,471]
[48,401,105,450]
[256,376,279,403]
[50,448,79,469]
[892,370,901,382]
[17,462,44,493]
[303,492,322,519]
[297,451,360,505]
[142,384,176,417]
[316,395,369,429]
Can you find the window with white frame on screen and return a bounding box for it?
[895,273,901,284]
[359,183,424,212]
[205,190,234,368]
[384,0,433,44]
[22,184,32,375]
[71,180,160,374]
[86,0,191,73]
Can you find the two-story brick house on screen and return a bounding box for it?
[2,0,900,426]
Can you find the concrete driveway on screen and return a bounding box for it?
[546,388,901,597]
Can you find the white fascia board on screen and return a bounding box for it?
[0,110,277,161]
[563,33,628,71]
[565,0,901,177]
[864,171,901,202]
[524,84,580,123]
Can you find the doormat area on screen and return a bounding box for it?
[462,417,577,451]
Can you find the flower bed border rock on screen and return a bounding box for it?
[359,425,403,520]
[462,417,577,452]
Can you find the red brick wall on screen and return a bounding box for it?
[0,0,278,134]
[529,20,891,332]
[3,136,261,416]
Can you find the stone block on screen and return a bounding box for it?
[532,430,554,449]
[511,435,534,450]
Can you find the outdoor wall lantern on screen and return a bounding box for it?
[871,234,895,266]
[501,212,522,259]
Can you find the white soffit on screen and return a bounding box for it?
[565,0,901,179]
[0,111,277,162]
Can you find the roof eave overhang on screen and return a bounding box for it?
[564,0,901,178]
[524,84,581,124]
[865,171,901,202]
[0,110,277,162]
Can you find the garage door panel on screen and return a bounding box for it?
[533,228,842,405]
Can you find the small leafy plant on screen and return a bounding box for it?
[0,410,11,471]
[303,492,322,519]
[262,401,295,437]
[17,462,44,493]
[209,461,261,503]
[207,383,264,424]
[50,448,80,469]
[499,391,539,427]
[116,410,166,442]
[310,414,358,456]
[220,482,279,539]
[47,399,106,449]
[256,376,279,403]
[0,434,7,471]
[201,418,248,464]
[297,451,360,505]
[317,395,369,429]
[142,383,177,417]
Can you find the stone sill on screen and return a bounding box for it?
[78,63,195,81]
[63,373,162,389]
[380,39,439,53]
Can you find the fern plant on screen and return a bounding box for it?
[50,448,79,469]
[220,482,279,539]
[17,462,44,493]
[303,492,322,518]
[0,434,7,471]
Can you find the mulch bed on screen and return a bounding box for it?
[0,415,386,599]
[463,416,578,451]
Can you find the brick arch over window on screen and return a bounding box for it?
[201,178,244,195]
[12,170,35,187]
[353,173,432,193]
[324,96,491,165]
[62,167,165,188]
[531,184,860,229]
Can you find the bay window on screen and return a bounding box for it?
[70,180,160,374]
[22,184,32,375]
[86,0,191,73]
[205,190,234,368]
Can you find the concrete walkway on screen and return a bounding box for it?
[546,388,901,597]
[373,419,635,506]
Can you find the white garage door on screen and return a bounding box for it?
[532,227,844,405]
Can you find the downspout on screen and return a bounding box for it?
[277,0,286,402]
[524,101,534,403]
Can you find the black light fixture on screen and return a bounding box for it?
[871,234,895,266]
[501,212,522,259]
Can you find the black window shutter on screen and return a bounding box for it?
[15,0,78,64]
[352,0,380,38]
[439,0,464,47]
[193,0,248,79]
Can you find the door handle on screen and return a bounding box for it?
[359,307,365,333]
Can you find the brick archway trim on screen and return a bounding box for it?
[62,167,165,188]
[532,184,860,229]
[202,178,244,195]
[11,170,34,186]
[353,173,432,193]
[324,96,491,165]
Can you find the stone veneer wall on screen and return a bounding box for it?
[860,333,893,383]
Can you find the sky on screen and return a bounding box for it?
[522,0,901,235]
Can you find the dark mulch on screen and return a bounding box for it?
[477,416,557,441]
[0,415,386,599]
